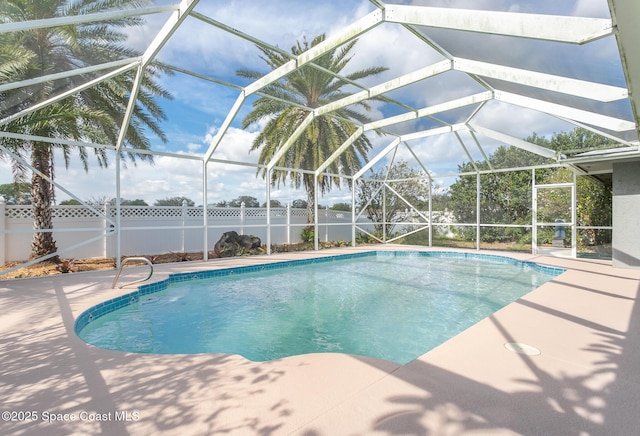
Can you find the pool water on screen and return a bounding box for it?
[77,252,563,364]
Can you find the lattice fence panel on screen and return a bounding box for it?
[245,208,268,218]
[5,206,105,219]
[5,206,31,219]
[290,208,308,218]
[187,208,204,218]
[268,208,289,218]
[54,206,104,219]
[115,207,183,218]
[208,208,241,218]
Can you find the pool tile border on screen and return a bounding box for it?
[74,251,565,334]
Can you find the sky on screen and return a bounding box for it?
[0,0,628,207]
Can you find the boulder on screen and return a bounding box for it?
[213,231,261,257]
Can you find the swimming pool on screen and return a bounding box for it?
[76,251,564,364]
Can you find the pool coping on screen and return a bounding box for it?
[2,245,640,435]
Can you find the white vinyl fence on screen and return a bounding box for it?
[0,200,360,263]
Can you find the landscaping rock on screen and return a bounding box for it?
[213,231,261,257]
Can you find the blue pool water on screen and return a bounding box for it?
[76,252,563,364]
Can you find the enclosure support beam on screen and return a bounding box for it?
[609,0,640,138]
[532,169,538,255]
[0,63,138,127]
[141,0,199,66]
[495,91,636,132]
[204,93,246,162]
[470,125,559,159]
[572,170,578,259]
[0,58,140,93]
[266,169,272,255]
[351,187,357,248]
[0,145,114,224]
[315,127,364,177]
[354,137,402,180]
[382,181,387,243]
[243,9,383,97]
[202,161,209,260]
[453,57,627,102]
[476,173,481,251]
[115,153,122,270]
[315,59,452,116]
[428,177,433,247]
[266,112,315,172]
[0,144,117,270]
[0,5,178,34]
[383,5,612,43]
[314,176,319,251]
[364,94,491,131]
[114,0,200,153]
[399,125,460,143]
[115,64,145,153]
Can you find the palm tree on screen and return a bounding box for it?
[0,0,170,260]
[238,34,387,223]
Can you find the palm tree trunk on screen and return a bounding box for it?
[306,190,315,225]
[304,174,315,225]
[30,144,58,261]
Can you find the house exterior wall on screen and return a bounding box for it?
[613,161,640,268]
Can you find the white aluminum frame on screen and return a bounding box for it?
[1,0,638,271]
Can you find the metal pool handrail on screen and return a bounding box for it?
[112,257,154,289]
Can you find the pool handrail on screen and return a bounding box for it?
[112,257,154,289]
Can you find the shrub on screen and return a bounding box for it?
[300,226,315,243]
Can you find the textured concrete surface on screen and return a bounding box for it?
[2,246,639,435]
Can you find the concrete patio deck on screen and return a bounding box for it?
[2,245,640,435]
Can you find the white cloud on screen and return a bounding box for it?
[205,125,259,167]
[186,142,201,153]
[0,159,13,186]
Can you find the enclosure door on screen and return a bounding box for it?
[533,183,576,257]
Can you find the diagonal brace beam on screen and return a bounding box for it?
[469,124,559,159]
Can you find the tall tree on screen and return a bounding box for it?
[0,182,31,204]
[357,161,431,237]
[229,195,260,208]
[447,128,614,245]
[238,34,388,223]
[154,197,194,207]
[0,0,170,260]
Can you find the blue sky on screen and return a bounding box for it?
[0,0,625,206]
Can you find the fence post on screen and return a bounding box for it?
[286,203,291,245]
[0,196,5,265]
[240,202,245,235]
[181,199,188,252]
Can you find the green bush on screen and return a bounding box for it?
[300,226,315,243]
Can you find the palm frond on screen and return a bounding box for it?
[237,33,388,218]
